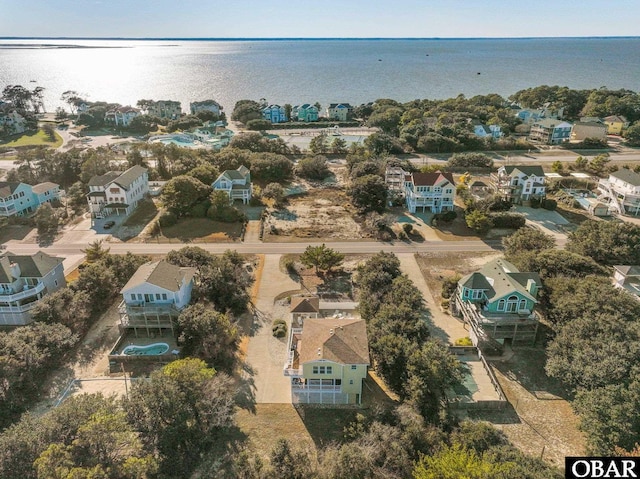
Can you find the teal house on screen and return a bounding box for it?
[454,258,540,346]
[292,104,319,122]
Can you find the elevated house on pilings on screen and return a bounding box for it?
[118,260,196,337]
[451,258,541,350]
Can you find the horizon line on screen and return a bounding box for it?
[1,35,640,41]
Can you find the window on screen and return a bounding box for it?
[130,294,136,301]
[312,366,318,374]
[319,366,326,374]
[155,294,161,300]
[519,299,527,310]
[351,365,357,370]
[497,299,505,311]
[162,294,167,300]
[472,290,483,300]
[349,380,354,385]
[326,366,332,374]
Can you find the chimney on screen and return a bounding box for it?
[526,278,538,297]
[9,262,21,280]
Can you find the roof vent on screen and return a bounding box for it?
[329,329,334,335]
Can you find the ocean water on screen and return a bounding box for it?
[1,38,639,114]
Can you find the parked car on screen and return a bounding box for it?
[103,220,116,229]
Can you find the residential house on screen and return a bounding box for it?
[262,105,288,124]
[385,165,407,196]
[212,165,252,204]
[284,317,369,405]
[598,168,640,216]
[603,115,629,135]
[0,251,66,326]
[292,104,319,122]
[491,165,546,203]
[613,265,640,299]
[148,100,182,120]
[189,124,234,149]
[290,296,320,324]
[570,121,607,142]
[529,119,572,144]
[86,165,149,218]
[119,260,196,335]
[0,104,27,135]
[452,258,541,346]
[326,103,353,122]
[404,171,455,213]
[0,181,61,217]
[105,106,140,127]
[473,123,502,139]
[190,99,222,116]
[515,105,564,124]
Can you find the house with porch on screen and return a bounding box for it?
[326,103,353,122]
[529,119,572,144]
[283,317,369,405]
[104,106,140,127]
[0,104,28,135]
[473,123,502,139]
[292,104,319,122]
[452,258,541,347]
[0,181,61,217]
[212,165,252,204]
[0,251,66,326]
[404,171,455,213]
[86,165,149,218]
[118,260,196,336]
[491,165,546,203]
[598,168,640,216]
[603,115,628,135]
[262,105,288,124]
[148,100,182,120]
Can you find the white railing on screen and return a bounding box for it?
[0,281,45,303]
[283,367,303,377]
[0,301,39,313]
[292,383,341,391]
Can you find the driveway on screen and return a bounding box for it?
[244,254,300,403]
[512,206,570,239]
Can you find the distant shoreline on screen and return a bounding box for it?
[1,36,639,42]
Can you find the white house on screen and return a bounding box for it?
[0,251,66,326]
[404,171,455,213]
[86,165,149,218]
[598,168,640,216]
[118,260,196,337]
[262,105,288,124]
[148,100,182,120]
[212,165,252,204]
[190,100,222,116]
[0,181,61,217]
[105,106,140,127]
[0,105,27,135]
[491,165,546,203]
[613,265,640,299]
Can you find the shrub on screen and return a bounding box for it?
[542,198,558,210]
[190,201,209,218]
[454,337,473,346]
[490,212,526,229]
[246,119,273,131]
[447,152,493,169]
[433,210,457,224]
[530,197,541,208]
[398,231,408,240]
[441,298,450,310]
[402,223,413,235]
[272,318,287,338]
[441,274,461,299]
[158,211,178,227]
[284,258,297,275]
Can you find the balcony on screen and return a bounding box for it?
[0,203,17,216]
[283,327,303,377]
[0,281,45,303]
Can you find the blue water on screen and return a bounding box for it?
[1,38,639,113]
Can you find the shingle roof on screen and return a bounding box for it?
[611,168,640,187]
[532,119,572,129]
[88,171,122,187]
[298,318,369,365]
[0,251,64,282]
[409,171,455,187]
[112,165,147,190]
[503,165,545,177]
[290,296,320,313]
[604,115,627,123]
[460,258,540,303]
[121,260,195,293]
[459,272,493,290]
[31,182,59,194]
[0,182,21,198]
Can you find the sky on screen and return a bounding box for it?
[0,0,638,39]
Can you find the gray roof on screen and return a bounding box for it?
[0,182,21,198]
[112,165,147,190]
[611,168,640,187]
[88,171,122,187]
[0,251,64,282]
[503,165,545,177]
[121,260,195,293]
[460,258,540,303]
[614,265,640,277]
[32,182,59,194]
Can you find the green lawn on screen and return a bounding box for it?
[0,129,63,148]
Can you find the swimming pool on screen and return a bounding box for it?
[122,342,170,356]
[149,134,199,148]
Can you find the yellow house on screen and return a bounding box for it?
[284,317,369,405]
[604,115,628,135]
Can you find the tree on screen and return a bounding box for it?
[413,443,514,479]
[364,132,404,155]
[574,155,588,170]
[250,153,293,183]
[566,220,640,265]
[465,209,493,235]
[624,121,640,146]
[72,262,117,315]
[262,182,285,206]
[448,153,493,169]
[309,132,330,154]
[551,160,564,174]
[60,91,84,115]
[82,239,110,263]
[30,288,92,333]
[512,248,607,281]
[160,175,212,217]
[331,136,348,154]
[246,119,272,131]
[295,155,330,180]
[348,174,388,214]
[34,203,58,240]
[268,439,311,479]
[350,160,381,179]
[126,358,235,478]
[166,246,215,269]
[502,226,555,260]
[367,106,404,135]
[300,244,344,274]
[231,100,262,124]
[177,304,239,371]
[198,250,254,314]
